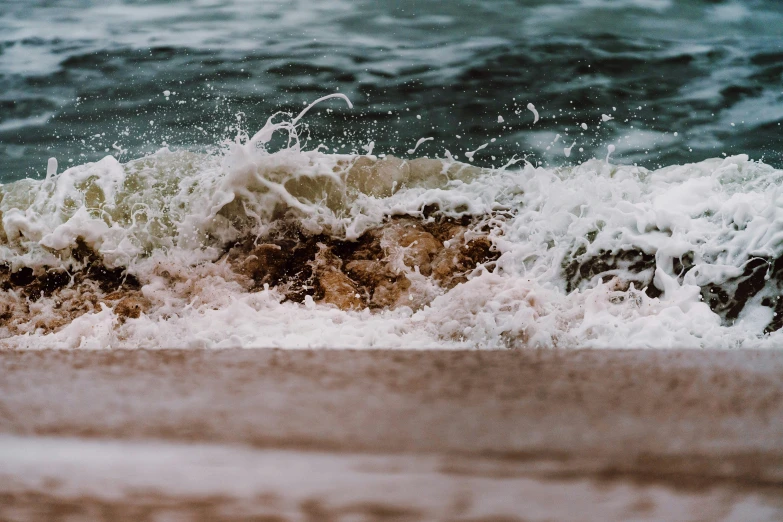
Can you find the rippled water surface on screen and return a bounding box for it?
[2,0,782,180]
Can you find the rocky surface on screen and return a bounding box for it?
[0,243,142,335]
[226,216,499,310]
[0,216,498,336]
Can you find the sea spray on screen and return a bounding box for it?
[1,98,782,349]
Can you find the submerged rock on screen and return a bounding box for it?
[0,216,500,337]
[226,216,499,311]
[112,293,152,320]
[0,244,143,335]
[312,249,364,310]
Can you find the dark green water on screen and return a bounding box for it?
[2,0,783,181]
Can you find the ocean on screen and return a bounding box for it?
[1,0,782,348]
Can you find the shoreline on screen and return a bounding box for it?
[1,348,782,520]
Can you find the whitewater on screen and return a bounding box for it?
[0,94,781,350]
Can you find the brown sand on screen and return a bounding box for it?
[1,348,782,521]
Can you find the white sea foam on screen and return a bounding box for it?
[527,103,539,124]
[6,435,774,521]
[1,98,782,349]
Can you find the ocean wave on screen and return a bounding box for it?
[1,96,782,349]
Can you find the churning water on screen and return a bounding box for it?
[1,0,782,348]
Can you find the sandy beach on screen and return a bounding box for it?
[1,348,782,521]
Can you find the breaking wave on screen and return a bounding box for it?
[1,95,782,349]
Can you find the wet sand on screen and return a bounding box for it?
[1,348,782,521]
